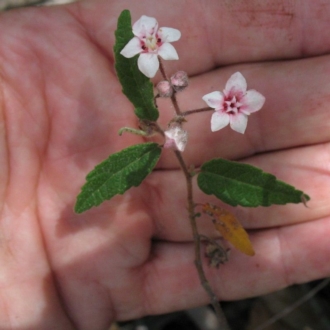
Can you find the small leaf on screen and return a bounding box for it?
[198,158,310,207]
[202,203,255,256]
[75,143,161,213]
[114,10,159,121]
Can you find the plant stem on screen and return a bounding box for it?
[158,57,181,116]
[173,151,231,330]
[170,93,181,116]
[158,56,170,81]
[181,106,214,116]
[158,61,230,329]
[254,278,330,330]
[118,127,149,136]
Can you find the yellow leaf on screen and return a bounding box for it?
[202,203,255,256]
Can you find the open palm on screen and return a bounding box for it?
[1,1,330,329]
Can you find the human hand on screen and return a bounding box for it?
[1,1,330,329]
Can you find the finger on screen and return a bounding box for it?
[75,0,330,74]
[156,54,330,167]
[0,209,75,328]
[144,143,330,241]
[48,182,330,323]
[7,4,328,166]
[135,216,330,319]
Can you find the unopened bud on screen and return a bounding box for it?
[156,80,173,97]
[170,71,189,92]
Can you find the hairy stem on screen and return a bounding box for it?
[173,150,230,330]
[157,61,230,329]
[181,106,214,116]
[158,57,170,81]
[118,127,149,136]
[158,57,181,116]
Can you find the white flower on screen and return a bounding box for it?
[120,15,181,78]
[202,72,265,134]
[164,126,188,152]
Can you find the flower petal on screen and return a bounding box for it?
[211,111,230,132]
[158,27,181,42]
[138,53,159,78]
[133,15,158,38]
[120,37,142,58]
[164,127,188,152]
[224,72,247,98]
[240,90,265,114]
[175,128,188,152]
[163,137,176,150]
[158,43,179,60]
[229,113,248,134]
[202,91,224,110]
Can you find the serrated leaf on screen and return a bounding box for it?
[114,10,159,121]
[202,203,255,256]
[75,143,161,213]
[198,158,310,207]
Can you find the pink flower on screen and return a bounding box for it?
[170,71,189,92]
[120,15,181,78]
[156,80,173,97]
[164,127,188,152]
[202,72,265,134]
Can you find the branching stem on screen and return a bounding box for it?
[157,60,230,330]
[173,151,230,330]
[158,57,181,116]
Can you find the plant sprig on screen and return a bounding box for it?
[74,10,310,330]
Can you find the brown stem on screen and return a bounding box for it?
[152,122,165,137]
[158,57,181,115]
[181,107,214,116]
[170,93,181,116]
[173,151,231,330]
[254,278,330,330]
[159,60,230,329]
[158,56,169,81]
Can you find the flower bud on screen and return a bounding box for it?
[164,126,188,152]
[170,71,189,92]
[156,80,173,97]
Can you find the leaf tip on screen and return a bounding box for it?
[244,246,256,257]
[74,199,85,214]
[117,9,131,22]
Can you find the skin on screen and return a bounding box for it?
[1,0,330,329]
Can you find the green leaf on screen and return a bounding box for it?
[198,158,310,207]
[113,10,159,121]
[75,143,161,213]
